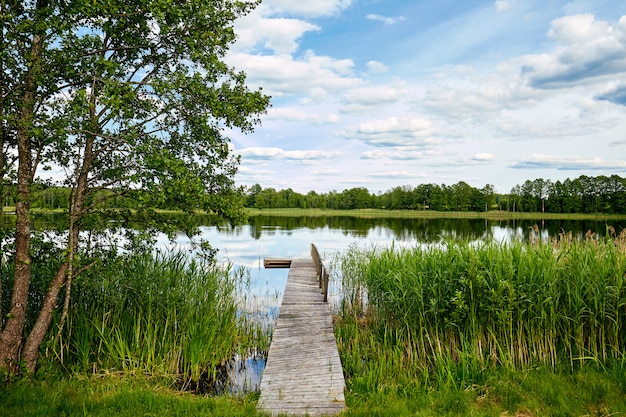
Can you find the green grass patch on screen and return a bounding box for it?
[333,233,626,415]
[49,251,266,388]
[0,376,262,417]
[2,368,625,416]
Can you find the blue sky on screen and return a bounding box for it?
[225,0,626,194]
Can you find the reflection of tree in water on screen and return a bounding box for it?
[488,219,625,243]
[247,216,493,242]
[245,215,626,243]
[6,213,622,243]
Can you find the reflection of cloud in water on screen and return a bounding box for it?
[154,218,623,306]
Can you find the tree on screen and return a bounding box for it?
[0,0,269,375]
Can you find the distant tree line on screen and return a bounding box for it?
[245,175,626,214]
[1,174,624,215]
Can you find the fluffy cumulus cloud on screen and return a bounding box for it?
[366,60,389,74]
[521,14,626,88]
[597,82,626,106]
[234,14,320,55]
[227,51,362,96]
[229,0,363,99]
[421,14,626,121]
[341,117,438,147]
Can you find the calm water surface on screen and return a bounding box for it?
[158,215,625,308]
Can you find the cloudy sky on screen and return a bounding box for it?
[225,0,626,195]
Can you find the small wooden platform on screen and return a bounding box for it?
[264,258,292,268]
[258,258,346,416]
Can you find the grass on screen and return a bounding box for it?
[2,367,625,416]
[3,225,626,415]
[0,376,262,417]
[0,245,269,392]
[332,229,626,415]
[49,250,269,389]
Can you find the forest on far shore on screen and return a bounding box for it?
[2,174,625,215]
[245,174,626,214]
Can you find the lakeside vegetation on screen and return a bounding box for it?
[0,245,267,390]
[3,223,626,415]
[2,174,626,217]
[245,174,626,214]
[334,230,626,415]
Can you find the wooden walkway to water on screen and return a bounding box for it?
[257,254,346,416]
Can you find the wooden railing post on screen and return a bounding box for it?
[310,243,329,302]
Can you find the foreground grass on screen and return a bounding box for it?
[2,368,625,417]
[344,366,626,416]
[0,376,261,417]
[333,233,626,416]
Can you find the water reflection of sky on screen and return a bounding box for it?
[156,225,384,307]
[153,218,624,306]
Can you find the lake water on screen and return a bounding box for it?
[3,213,622,318]
[156,215,625,310]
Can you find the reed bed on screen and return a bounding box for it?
[50,251,262,389]
[335,228,626,389]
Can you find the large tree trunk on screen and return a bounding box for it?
[21,262,69,372]
[0,1,46,375]
[21,71,96,372]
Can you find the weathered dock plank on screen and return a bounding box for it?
[258,258,346,416]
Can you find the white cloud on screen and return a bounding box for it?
[341,117,438,147]
[511,154,626,171]
[340,83,409,112]
[343,84,408,105]
[234,13,320,55]
[226,51,363,96]
[520,14,626,88]
[266,107,308,121]
[472,153,495,161]
[366,60,389,74]
[238,147,345,161]
[366,14,406,26]
[494,0,515,12]
[267,107,341,124]
[263,0,353,18]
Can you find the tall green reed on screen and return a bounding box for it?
[336,230,626,390]
[50,250,255,387]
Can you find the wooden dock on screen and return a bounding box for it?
[258,254,346,416]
